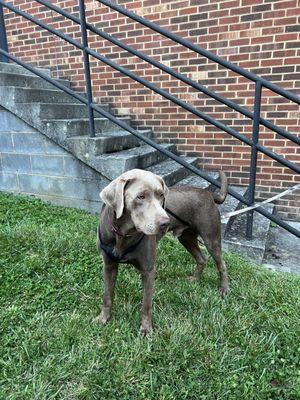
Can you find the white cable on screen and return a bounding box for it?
[221,183,300,221]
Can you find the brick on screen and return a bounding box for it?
[190,71,209,80]
[252,4,272,12]
[241,13,262,22]
[286,25,300,32]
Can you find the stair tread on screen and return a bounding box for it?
[0,61,51,76]
[0,85,68,93]
[19,102,111,107]
[96,143,175,159]
[0,71,68,82]
[175,172,219,188]
[69,129,152,140]
[20,102,87,106]
[0,85,85,105]
[41,116,130,122]
[147,157,198,175]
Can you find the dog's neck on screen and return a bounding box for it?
[100,206,144,261]
[106,207,136,238]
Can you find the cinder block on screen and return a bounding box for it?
[37,194,101,214]
[1,153,31,173]
[0,132,14,152]
[61,178,102,201]
[12,131,46,154]
[45,139,68,155]
[0,110,35,133]
[31,154,64,176]
[0,172,19,191]
[63,155,102,179]
[18,174,105,201]
[18,174,46,195]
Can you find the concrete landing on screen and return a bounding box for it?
[223,204,274,264]
[263,221,300,275]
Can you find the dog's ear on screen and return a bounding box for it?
[100,177,128,219]
[158,176,169,208]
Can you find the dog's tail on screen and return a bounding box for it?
[212,171,228,204]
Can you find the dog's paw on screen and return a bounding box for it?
[139,321,153,337]
[219,285,229,298]
[93,310,110,325]
[187,275,199,283]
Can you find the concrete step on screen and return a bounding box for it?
[223,203,274,263]
[17,102,109,120]
[263,220,300,274]
[0,61,51,77]
[219,186,248,237]
[177,173,219,188]
[147,157,199,186]
[66,129,153,156]
[0,86,87,104]
[41,116,133,138]
[0,71,70,90]
[93,144,177,180]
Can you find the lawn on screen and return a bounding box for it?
[0,192,299,400]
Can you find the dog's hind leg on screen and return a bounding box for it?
[203,237,229,297]
[178,230,207,281]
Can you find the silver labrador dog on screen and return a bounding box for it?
[95,168,229,335]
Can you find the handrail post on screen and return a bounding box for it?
[0,3,9,62]
[246,81,262,239]
[78,0,95,137]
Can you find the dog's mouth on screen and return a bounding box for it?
[158,224,169,234]
[136,224,169,236]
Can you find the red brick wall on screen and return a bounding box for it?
[3,0,300,220]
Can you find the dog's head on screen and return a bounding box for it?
[100,169,170,235]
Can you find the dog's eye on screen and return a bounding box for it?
[137,194,145,200]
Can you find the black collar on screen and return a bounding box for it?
[98,228,145,263]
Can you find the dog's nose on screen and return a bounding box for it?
[158,216,170,230]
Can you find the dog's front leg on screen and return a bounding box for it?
[95,257,118,325]
[140,267,155,336]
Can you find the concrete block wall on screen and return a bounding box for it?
[0,108,108,213]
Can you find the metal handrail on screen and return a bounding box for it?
[98,0,300,105]
[0,0,298,174]
[0,4,8,62]
[1,47,299,239]
[0,47,297,238]
[34,0,300,146]
[0,0,299,239]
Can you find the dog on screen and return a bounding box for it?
[95,168,229,335]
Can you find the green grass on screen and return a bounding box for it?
[0,192,299,400]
